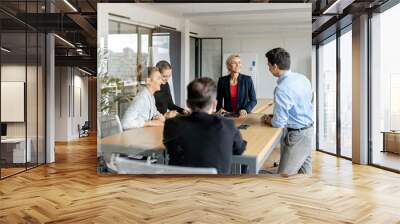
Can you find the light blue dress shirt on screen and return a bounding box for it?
[271,70,314,129]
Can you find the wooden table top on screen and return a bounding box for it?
[101,125,164,151]
[232,114,282,164]
[252,98,274,114]
[101,100,282,165]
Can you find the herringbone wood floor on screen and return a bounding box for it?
[1,135,400,223]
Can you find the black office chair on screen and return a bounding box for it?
[78,121,90,138]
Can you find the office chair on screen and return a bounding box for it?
[108,153,218,174]
[78,121,90,138]
[100,114,123,138]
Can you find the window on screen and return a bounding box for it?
[108,21,138,83]
[103,20,152,117]
[317,36,337,154]
[371,3,400,171]
[340,28,352,158]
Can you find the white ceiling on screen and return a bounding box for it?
[143,3,311,31]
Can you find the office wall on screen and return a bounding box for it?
[1,65,40,138]
[73,73,89,138]
[1,63,46,168]
[55,67,69,141]
[55,67,89,141]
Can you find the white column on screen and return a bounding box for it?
[46,32,55,163]
[352,14,369,164]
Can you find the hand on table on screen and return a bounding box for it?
[154,113,166,122]
[239,110,248,118]
[182,109,191,115]
[261,114,273,126]
[216,108,227,115]
[165,110,178,119]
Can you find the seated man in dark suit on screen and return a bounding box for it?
[163,77,247,174]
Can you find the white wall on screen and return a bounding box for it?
[2,64,47,163]
[1,65,36,136]
[55,67,69,141]
[55,67,89,141]
[72,74,89,138]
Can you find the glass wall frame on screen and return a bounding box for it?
[317,34,337,156]
[0,1,47,179]
[104,19,153,119]
[316,24,353,160]
[188,37,223,83]
[369,1,400,173]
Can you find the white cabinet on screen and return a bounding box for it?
[1,138,32,163]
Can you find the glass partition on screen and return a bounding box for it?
[27,31,38,169]
[1,31,28,177]
[38,33,46,165]
[371,3,400,171]
[317,36,337,155]
[0,3,46,178]
[339,29,352,158]
[201,38,222,82]
[106,20,138,118]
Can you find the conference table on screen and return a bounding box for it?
[100,99,282,174]
[252,98,274,114]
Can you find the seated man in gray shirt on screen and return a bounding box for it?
[121,67,165,129]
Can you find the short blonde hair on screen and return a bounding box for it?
[226,54,240,67]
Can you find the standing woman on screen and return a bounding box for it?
[217,54,257,118]
[154,60,189,118]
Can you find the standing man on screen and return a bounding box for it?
[262,48,314,176]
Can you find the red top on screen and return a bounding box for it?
[230,84,238,113]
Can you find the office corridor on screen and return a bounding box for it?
[0,135,399,223]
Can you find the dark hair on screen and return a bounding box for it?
[155,60,172,73]
[265,48,291,70]
[187,77,217,112]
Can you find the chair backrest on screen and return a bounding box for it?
[109,154,218,174]
[82,121,90,129]
[118,102,130,121]
[100,114,123,138]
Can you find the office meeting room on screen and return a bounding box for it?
[97,3,312,175]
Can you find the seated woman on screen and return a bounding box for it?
[154,60,189,118]
[163,77,246,174]
[121,67,165,129]
[216,54,257,118]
